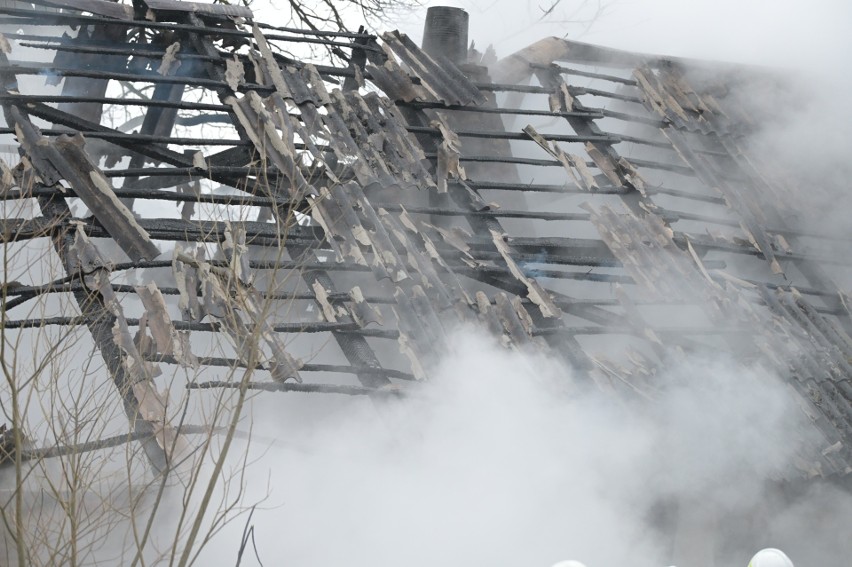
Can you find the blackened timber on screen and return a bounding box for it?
[55,21,127,127]
[188,381,403,397]
[397,91,592,369]
[31,0,135,19]
[463,182,725,207]
[152,353,414,381]
[34,193,169,473]
[428,153,570,169]
[119,79,187,201]
[2,281,399,312]
[617,157,696,176]
[20,279,838,317]
[534,66,646,215]
[397,100,605,119]
[26,0,371,39]
[394,204,678,227]
[397,76,631,351]
[532,325,751,337]
[47,134,160,261]
[0,7,384,50]
[3,48,360,85]
[101,166,277,177]
[610,134,673,150]
[36,216,324,248]
[7,101,209,167]
[458,180,629,194]
[108,258,359,272]
[645,185,727,205]
[381,30,485,106]
[0,93,229,112]
[201,23,402,385]
[383,205,594,222]
[0,128,248,145]
[105,252,686,284]
[598,107,667,127]
[541,63,638,85]
[253,21,376,38]
[184,13,251,138]
[434,139,593,368]
[17,185,298,210]
[427,152,691,175]
[297,263,392,389]
[1,316,396,336]
[342,25,369,91]
[12,422,298,462]
[17,102,278,196]
[475,81,645,103]
[673,233,852,267]
[3,64,254,92]
[468,248,725,269]
[3,108,171,257]
[458,264,635,284]
[18,40,220,63]
[774,292,852,377]
[9,301,734,338]
[0,217,61,241]
[408,125,620,144]
[143,0,254,19]
[738,280,851,300]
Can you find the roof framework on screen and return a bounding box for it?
[0,0,850,479]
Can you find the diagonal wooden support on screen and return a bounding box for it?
[36,191,173,474]
[0,53,176,472]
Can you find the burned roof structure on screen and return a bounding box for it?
[1,0,851,506]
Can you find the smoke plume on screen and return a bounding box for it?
[191,327,841,567]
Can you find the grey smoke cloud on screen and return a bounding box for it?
[411,0,852,69]
[192,328,821,567]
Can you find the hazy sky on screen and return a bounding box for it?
[397,0,852,70]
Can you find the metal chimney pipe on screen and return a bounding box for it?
[421,6,469,64]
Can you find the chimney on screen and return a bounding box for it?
[421,6,469,64]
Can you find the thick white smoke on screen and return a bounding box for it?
[192,327,825,567]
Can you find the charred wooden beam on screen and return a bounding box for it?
[54,20,128,129]
[476,81,645,104]
[0,127,248,146]
[0,315,398,338]
[532,325,752,337]
[119,80,187,201]
[397,100,604,119]
[292,242,394,390]
[30,194,171,473]
[531,62,638,85]
[0,7,382,50]
[0,92,228,112]
[188,381,404,397]
[49,138,158,259]
[151,353,415,381]
[408,125,621,144]
[18,39,219,62]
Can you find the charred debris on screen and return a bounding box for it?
[0,1,850,482]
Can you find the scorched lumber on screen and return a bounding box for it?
[50,134,160,261]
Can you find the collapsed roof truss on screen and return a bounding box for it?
[0,0,850,478]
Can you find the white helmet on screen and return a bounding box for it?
[551,562,588,567]
[748,548,794,567]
